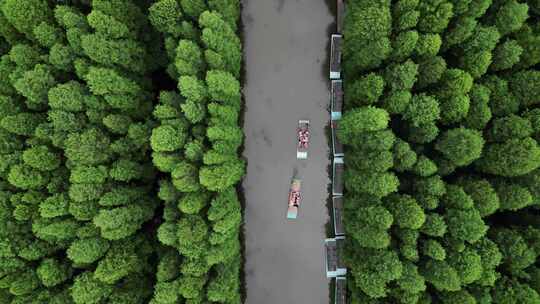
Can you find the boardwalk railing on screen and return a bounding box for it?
[333,196,345,236]
[331,80,343,120]
[324,237,347,278]
[332,157,344,196]
[330,34,342,79]
[326,2,347,302]
[331,121,344,157]
[336,0,345,34]
[335,277,347,304]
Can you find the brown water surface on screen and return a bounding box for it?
[242,0,333,303]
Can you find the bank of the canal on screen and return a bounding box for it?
[241,0,333,303]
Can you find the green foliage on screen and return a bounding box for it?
[49,43,75,71]
[391,30,419,61]
[384,60,418,92]
[346,204,393,249]
[463,84,491,130]
[343,9,540,291]
[148,0,183,36]
[48,81,86,112]
[403,94,440,127]
[448,247,483,284]
[175,40,204,76]
[487,114,533,141]
[442,184,474,210]
[40,194,69,218]
[180,0,207,19]
[151,125,187,152]
[81,34,148,73]
[382,90,412,114]
[491,227,538,279]
[86,67,141,97]
[93,204,154,240]
[207,0,239,30]
[482,75,519,117]
[337,106,390,144]
[421,260,461,292]
[415,33,442,57]
[438,68,473,98]
[348,150,393,172]
[495,1,529,36]
[345,130,394,154]
[392,139,417,172]
[412,155,437,177]
[0,0,235,300]
[394,1,420,31]
[413,176,446,197]
[13,64,57,109]
[171,161,200,192]
[435,127,484,167]
[490,39,523,71]
[510,70,540,107]
[459,50,491,79]
[199,160,245,192]
[446,208,487,243]
[87,10,130,39]
[206,70,240,107]
[22,146,60,171]
[343,0,392,74]
[67,237,110,264]
[346,73,384,106]
[346,247,403,298]
[457,178,499,217]
[178,75,206,103]
[462,25,501,54]
[9,44,42,69]
[385,194,425,229]
[492,276,540,304]
[345,170,399,198]
[1,0,53,37]
[94,243,140,284]
[444,17,477,49]
[36,258,70,287]
[421,213,447,237]
[71,272,113,304]
[417,0,454,34]
[417,55,447,89]
[494,181,534,211]
[199,11,241,77]
[8,164,48,189]
[422,239,446,260]
[65,128,111,165]
[476,137,540,177]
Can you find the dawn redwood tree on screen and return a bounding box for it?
[476,137,540,177]
[1,0,53,38]
[384,194,425,229]
[345,73,385,106]
[403,93,440,127]
[337,106,390,144]
[342,0,392,74]
[435,127,484,167]
[341,3,540,302]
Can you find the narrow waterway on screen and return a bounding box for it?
[242,0,333,303]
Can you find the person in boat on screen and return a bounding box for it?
[298,129,310,148]
[290,191,300,206]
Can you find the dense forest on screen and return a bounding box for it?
[0,0,244,303]
[340,0,540,303]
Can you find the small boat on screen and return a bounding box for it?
[297,120,310,159]
[287,178,301,219]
